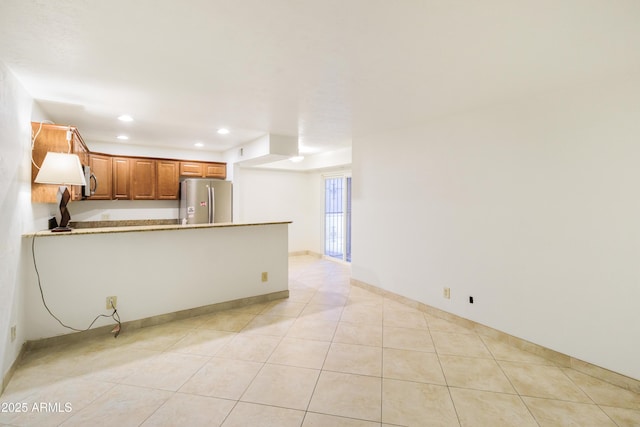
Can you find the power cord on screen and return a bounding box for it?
[30,120,57,170]
[31,234,122,337]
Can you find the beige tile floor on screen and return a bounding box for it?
[2,255,639,426]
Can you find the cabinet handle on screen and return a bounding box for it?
[90,173,97,195]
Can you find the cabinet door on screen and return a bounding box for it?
[70,131,89,201]
[112,157,131,200]
[87,154,112,200]
[156,160,179,200]
[72,132,89,166]
[204,163,226,179]
[179,161,205,177]
[131,158,156,200]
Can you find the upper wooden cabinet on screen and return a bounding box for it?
[179,161,204,177]
[204,163,226,178]
[87,154,112,200]
[112,157,131,200]
[156,160,180,200]
[30,122,227,203]
[31,122,90,203]
[131,158,156,200]
[179,161,226,179]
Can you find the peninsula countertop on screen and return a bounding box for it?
[22,220,291,340]
[25,221,292,237]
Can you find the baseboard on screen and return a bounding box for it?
[351,278,640,394]
[24,290,289,352]
[289,251,346,262]
[289,250,322,258]
[1,342,26,396]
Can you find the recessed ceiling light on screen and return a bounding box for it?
[290,156,304,163]
[194,142,204,148]
[217,128,230,135]
[118,115,134,122]
[117,135,129,140]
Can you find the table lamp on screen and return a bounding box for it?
[34,152,87,232]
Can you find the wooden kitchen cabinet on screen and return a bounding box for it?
[73,136,89,169]
[31,122,228,203]
[179,161,204,177]
[131,158,156,200]
[112,157,131,200]
[87,154,112,200]
[30,122,90,203]
[179,161,226,179]
[156,160,180,200]
[204,163,226,178]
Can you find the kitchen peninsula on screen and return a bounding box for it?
[22,221,290,342]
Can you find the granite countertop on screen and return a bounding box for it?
[24,221,292,237]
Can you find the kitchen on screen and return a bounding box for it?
[29,122,348,248]
[2,1,640,415]
[22,120,350,343]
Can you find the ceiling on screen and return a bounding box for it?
[1,1,639,155]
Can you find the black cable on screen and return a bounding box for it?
[31,233,122,337]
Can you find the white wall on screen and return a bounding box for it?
[87,141,225,163]
[0,62,39,380]
[352,76,640,380]
[235,167,322,254]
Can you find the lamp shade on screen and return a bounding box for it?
[35,152,87,186]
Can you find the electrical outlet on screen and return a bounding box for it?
[10,325,16,342]
[261,272,268,282]
[443,287,450,299]
[106,296,118,310]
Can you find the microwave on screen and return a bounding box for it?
[82,165,94,198]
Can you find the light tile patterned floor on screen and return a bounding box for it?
[2,255,639,426]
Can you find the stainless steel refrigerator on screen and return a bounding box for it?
[179,179,233,224]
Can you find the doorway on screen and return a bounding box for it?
[324,174,351,262]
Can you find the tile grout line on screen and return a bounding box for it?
[426,314,463,427]
[301,282,349,426]
[478,333,542,426]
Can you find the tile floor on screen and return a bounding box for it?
[2,255,639,426]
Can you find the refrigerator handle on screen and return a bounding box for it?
[207,186,212,223]
[210,187,215,223]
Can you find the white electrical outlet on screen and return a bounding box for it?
[10,325,16,342]
[106,296,118,310]
[443,287,451,299]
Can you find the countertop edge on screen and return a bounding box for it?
[23,221,293,237]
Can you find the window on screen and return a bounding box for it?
[324,174,352,262]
